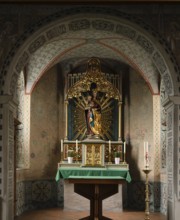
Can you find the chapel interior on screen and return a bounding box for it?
[1,1,180,220]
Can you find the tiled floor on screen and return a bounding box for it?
[15,208,166,220]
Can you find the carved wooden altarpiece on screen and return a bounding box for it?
[60,58,127,168]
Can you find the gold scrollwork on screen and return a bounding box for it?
[67,58,121,140]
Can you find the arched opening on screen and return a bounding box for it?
[0,7,179,220]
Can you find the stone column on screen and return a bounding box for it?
[166,100,175,220]
[153,95,161,180]
[22,95,31,168]
[163,97,180,220]
[0,95,17,220]
[152,95,161,212]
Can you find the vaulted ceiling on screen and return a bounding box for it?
[25,29,159,94]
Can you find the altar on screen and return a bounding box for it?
[56,166,131,220]
[56,58,131,220]
[55,167,131,182]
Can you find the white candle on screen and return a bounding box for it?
[124,141,126,154]
[61,139,63,152]
[144,141,149,167]
[76,139,78,152]
[146,142,149,166]
[146,142,149,154]
[109,140,111,153]
[144,142,146,167]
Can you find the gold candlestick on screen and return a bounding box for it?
[60,152,64,163]
[108,152,112,164]
[76,151,78,163]
[143,168,152,220]
[123,152,126,164]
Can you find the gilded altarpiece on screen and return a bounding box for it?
[61,58,126,167]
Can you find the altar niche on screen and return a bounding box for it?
[58,58,128,219]
[66,57,122,142]
[60,58,127,167]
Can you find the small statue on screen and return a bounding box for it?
[85,89,102,137]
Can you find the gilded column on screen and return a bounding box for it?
[118,101,122,141]
[65,100,68,140]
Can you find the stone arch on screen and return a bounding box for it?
[0,7,179,97]
[1,7,180,220]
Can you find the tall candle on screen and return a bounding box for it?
[61,139,63,152]
[144,141,149,167]
[76,139,78,152]
[109,140,111,153]
[144,142,146,167]
[124,141,126,154]
[146,142,149,166]
[146,142,149,154]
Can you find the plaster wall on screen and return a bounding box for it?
[15,65,65,215]
[17,65,63,181]
[124,68,154,210]
[124,68,153,180]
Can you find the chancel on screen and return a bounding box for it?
[55,58,130,219]
[1,2,180,220]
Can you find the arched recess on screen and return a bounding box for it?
[0,7,180,220]
[0,8,179,96]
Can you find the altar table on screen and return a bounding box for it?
[55,167,131,220]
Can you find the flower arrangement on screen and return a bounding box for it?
[114,152,120,158]
[68,150,75,157]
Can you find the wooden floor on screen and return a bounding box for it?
[15,208,166,220]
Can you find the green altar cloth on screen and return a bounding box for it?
[55,167,131,183]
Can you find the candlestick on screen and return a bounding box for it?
[76,139,78,152]
[143,168,152,220]
[67,145,69,158]
[108,140,112,164]
[109,140,111,153]
[60,152,63,162]
[60,139,63,162]
[144,141,149,168]
[124,141,126,153]
[61,139,63,152]
[123,142,126,164]
[145,142,149,168]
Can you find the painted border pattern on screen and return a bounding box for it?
[0,7,178,97]
[161,182,167,215]
[7,109,14,220]
[167,109,174,202]
[153,95,161,178]
[23,95,31,168]
[16,179,63,216]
